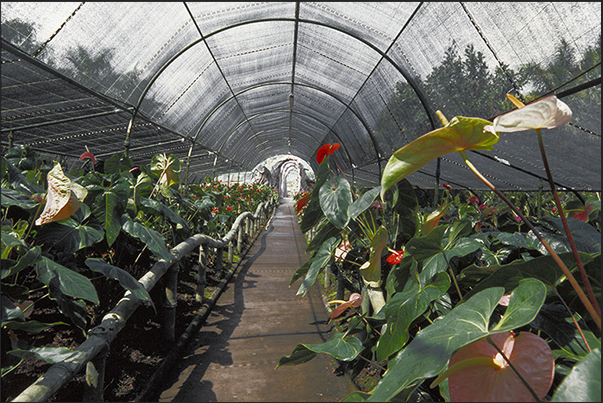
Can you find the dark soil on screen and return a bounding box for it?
[1,247,243,403]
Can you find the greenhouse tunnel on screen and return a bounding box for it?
[1,2,600,193]
[0,3,602,403]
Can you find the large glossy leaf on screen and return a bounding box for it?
[461,252,594,301]
[276,333,363,368]
[103,153,133,175]
[1,245,41,279]
[376,272,451,362]
[381,116,495,200]
[85,258,153,306]
[305,221,340,255]
[406,221,481,284]
[366,278,546,402]
[92,178,130,247]
[36,256,99,305]
[3,319,67,334]
[552,348,601,402]
[120,215,174,263]
[150,153,181,197]
[349,186,381,220]
[47,274,89,330]
[0,188,39,210]
[319,176,353,230]
[296,237,338,297]
[300,161,330,233]
[35,209,104,254]
[140,197,190,234]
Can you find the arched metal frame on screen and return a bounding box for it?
[210,109,357,184]
[190,81,381,183]
[124,16,438,185]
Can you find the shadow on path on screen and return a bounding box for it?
[156,198,356,402]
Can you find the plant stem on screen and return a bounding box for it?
[459,151,601,329]
[486,335,542,402]
[535,129,600,318]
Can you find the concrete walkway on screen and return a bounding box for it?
[157,198,357,402]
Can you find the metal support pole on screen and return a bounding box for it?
[196,244,207,302]
[163,264,179,342]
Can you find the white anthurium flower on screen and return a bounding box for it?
[484,95,573,134]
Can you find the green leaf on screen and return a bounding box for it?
[300,161,330,233]
[1,295,24,324]
[3,320,68,334]
[85,258,153,306]
[305,221,340,255]
[406,222,481,284]
[150,154,181,197]
[462,252,593,301]
[8,346,80,364]
[104,153,133,175]
[380,116,495,200]
[319,176,353,230]
[35,256,99,304]
[366,278,546,402]
[349,186,381,220]
[35,216,104,254]
[491,277,547,332]
[47,275,88,330]
[120,215,174,263]
[92,178,129,247]
[1,246,41,279]
[296,237,338,297]
[376,272,451,362]
[0,188,39,210]
[140,198,190,234]
[276,333,363,368]
[552,348,601,402]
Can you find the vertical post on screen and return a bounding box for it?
[228,240,233,266]
[196,244,207,302]
[215,247,223,273]
[324,264,331,288]
[336,268,345,301]
[83,329,109,402]
[237,225,243,254]
[163,263,179,342]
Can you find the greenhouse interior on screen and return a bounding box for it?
[1,2,601,402]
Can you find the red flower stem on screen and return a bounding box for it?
[485,336,542,402]
[535,129,600,318]
[460,151,601,330]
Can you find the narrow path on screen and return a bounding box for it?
[157,198,357,402]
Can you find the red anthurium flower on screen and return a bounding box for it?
[296,192,311,214]
[80,151,97,163]
[328,293,362,322]
[386,250,404,265]
[442,183,451,190]
[432,331,554,402]
[468,196,480,205]
[316,143,341,164]
[570,203,593,222]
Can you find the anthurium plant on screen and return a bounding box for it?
[1,148,274,379]
[282,95,600,402]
